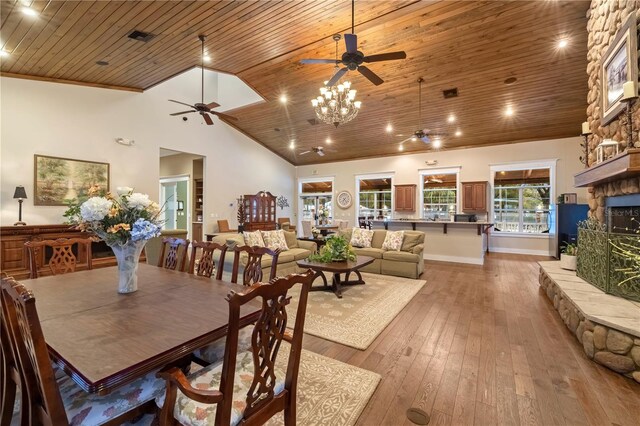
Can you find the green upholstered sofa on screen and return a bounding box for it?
[209,230,317,280]
[338,228,425,279]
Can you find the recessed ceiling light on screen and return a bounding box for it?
[203,55,211,62]
[504,77,518,85]
[411,136,417,142]
[0,50,9,57]
[325,137,332,144]
[399,145,404,152]
[279,95,287,104]
[505,106,514,117]
[455,130,462,137]
[22,7,37,16]
[447,114,456,123]
[433,139,442,148]
[385,124,393,133]
[557,39,569,49]
[289,140,295,150]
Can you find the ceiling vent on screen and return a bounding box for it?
[307,118,319,125]
[128,30,154,42]
[442,88,458,99]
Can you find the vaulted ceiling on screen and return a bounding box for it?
[0,0,590,165]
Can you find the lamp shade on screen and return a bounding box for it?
[13,186,27,199]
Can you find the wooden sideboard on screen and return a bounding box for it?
[0,224,119,280]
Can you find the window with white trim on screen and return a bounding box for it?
[356,174,393,219]
[420,168,459,220]
[492,163,554,234]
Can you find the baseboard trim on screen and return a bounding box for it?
[424,253,484,265]
[490,247,552,256]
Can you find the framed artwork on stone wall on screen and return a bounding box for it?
[600,14,638,125]
[34,154,110,206]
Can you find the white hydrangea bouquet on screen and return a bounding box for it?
[64,186,163,293]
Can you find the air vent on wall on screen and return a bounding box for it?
[128,30,155,42]
[442,88,458,99]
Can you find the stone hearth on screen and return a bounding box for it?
[538,261,640,382]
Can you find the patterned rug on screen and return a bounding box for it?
[289,272,426,350]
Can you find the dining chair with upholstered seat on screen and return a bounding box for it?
[157,270,314,426]
[0,275,165,426]
[24,237,94,279]
[301,220,313,238]
[158,237,190,272]
[0,294,24,426]
[217,220,237,233]
[188,241,228,280]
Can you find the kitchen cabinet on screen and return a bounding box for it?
[462,181,487,212]
[395,184,416,212]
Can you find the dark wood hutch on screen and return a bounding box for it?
[242,191,277,231]
[0,224,121,280]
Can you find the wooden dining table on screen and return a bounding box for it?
[22,263,261,395]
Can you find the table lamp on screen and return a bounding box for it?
[13,185,27,226]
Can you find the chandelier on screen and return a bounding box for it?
[310,34,362,127]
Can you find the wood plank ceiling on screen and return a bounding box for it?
[0,0,590,165]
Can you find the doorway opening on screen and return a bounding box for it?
[298,177,334,229]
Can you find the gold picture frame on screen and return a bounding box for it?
[34,155,110,206]
[600,14,638,125]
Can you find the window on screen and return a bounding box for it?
[356,174,393,219]
[491,162,555,234]
[298,178,333,223]
[420,168,459,220]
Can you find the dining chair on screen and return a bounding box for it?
[277,217,296,232]
[0,275,164,426]
[157,237,190,272]
[0,295,25,426]
[157,270,315,426]
[194,245,281,365]
[217,220,237,233]
[24,237,94,279]
[188,241,228,280]
[301,220,313,238]
[231,245,280,286]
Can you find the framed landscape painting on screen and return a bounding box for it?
[600,14,638,125]
[34,155,110,206]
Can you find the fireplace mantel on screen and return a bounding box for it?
[574,149,640,187]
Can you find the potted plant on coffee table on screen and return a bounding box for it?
[560,242,578,270]
[308,235,356,263]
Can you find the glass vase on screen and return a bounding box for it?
[110,240,146,294]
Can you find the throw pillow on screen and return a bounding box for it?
[350,227,374,248]
[261,230,289,251]
[401,232,423,252]
[282,230,298,249]
[243,230,265,247]
[382,230,405,251]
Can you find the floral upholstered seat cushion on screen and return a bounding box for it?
[261,230,289,251]
[243,231,265,247]
[193,326,254,364]
[157,350,286,426]
[60,370,164,426]
[350,227,375,248]
[381,230,404,251]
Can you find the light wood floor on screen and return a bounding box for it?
[303,253,640,426]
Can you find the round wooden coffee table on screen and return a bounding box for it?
[296,255,374,299]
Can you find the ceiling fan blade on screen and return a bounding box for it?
[201,112,214,125]
[398,137,413,144]
[344,33,357,54]
[317,150,326,157]
[212,111,238,121]
[170,110,195,116]
[299,150,311,155]
[363,51,407,63]
[421,136,431,144]
[169,99,196,108]
[327,67,348,87]
[357,65,384,85]
[205,101,220,109]
[300,59,340,64]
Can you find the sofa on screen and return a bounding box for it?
[209,230,317,280]
[338,228,425,279]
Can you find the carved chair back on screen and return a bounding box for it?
[231,245,280,286]
[0,278,25,426]
[188,241,228,280]
[157,237,190,272]
[158,270,314,425]
[24,237,94,279]
[0,276,68,425]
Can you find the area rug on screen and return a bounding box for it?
[288,272,426,350]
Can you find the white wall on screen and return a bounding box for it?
[0,71,295,233]
[296,137,587,256]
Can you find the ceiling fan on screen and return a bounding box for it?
[168,35,237,125]
[399,77,447,145]
[299,146,335,157]
[299,0,406,86]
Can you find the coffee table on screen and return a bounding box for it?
[296,255,374,298]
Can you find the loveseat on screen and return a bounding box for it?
[338,228,425,279]
[209,230,317,280]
